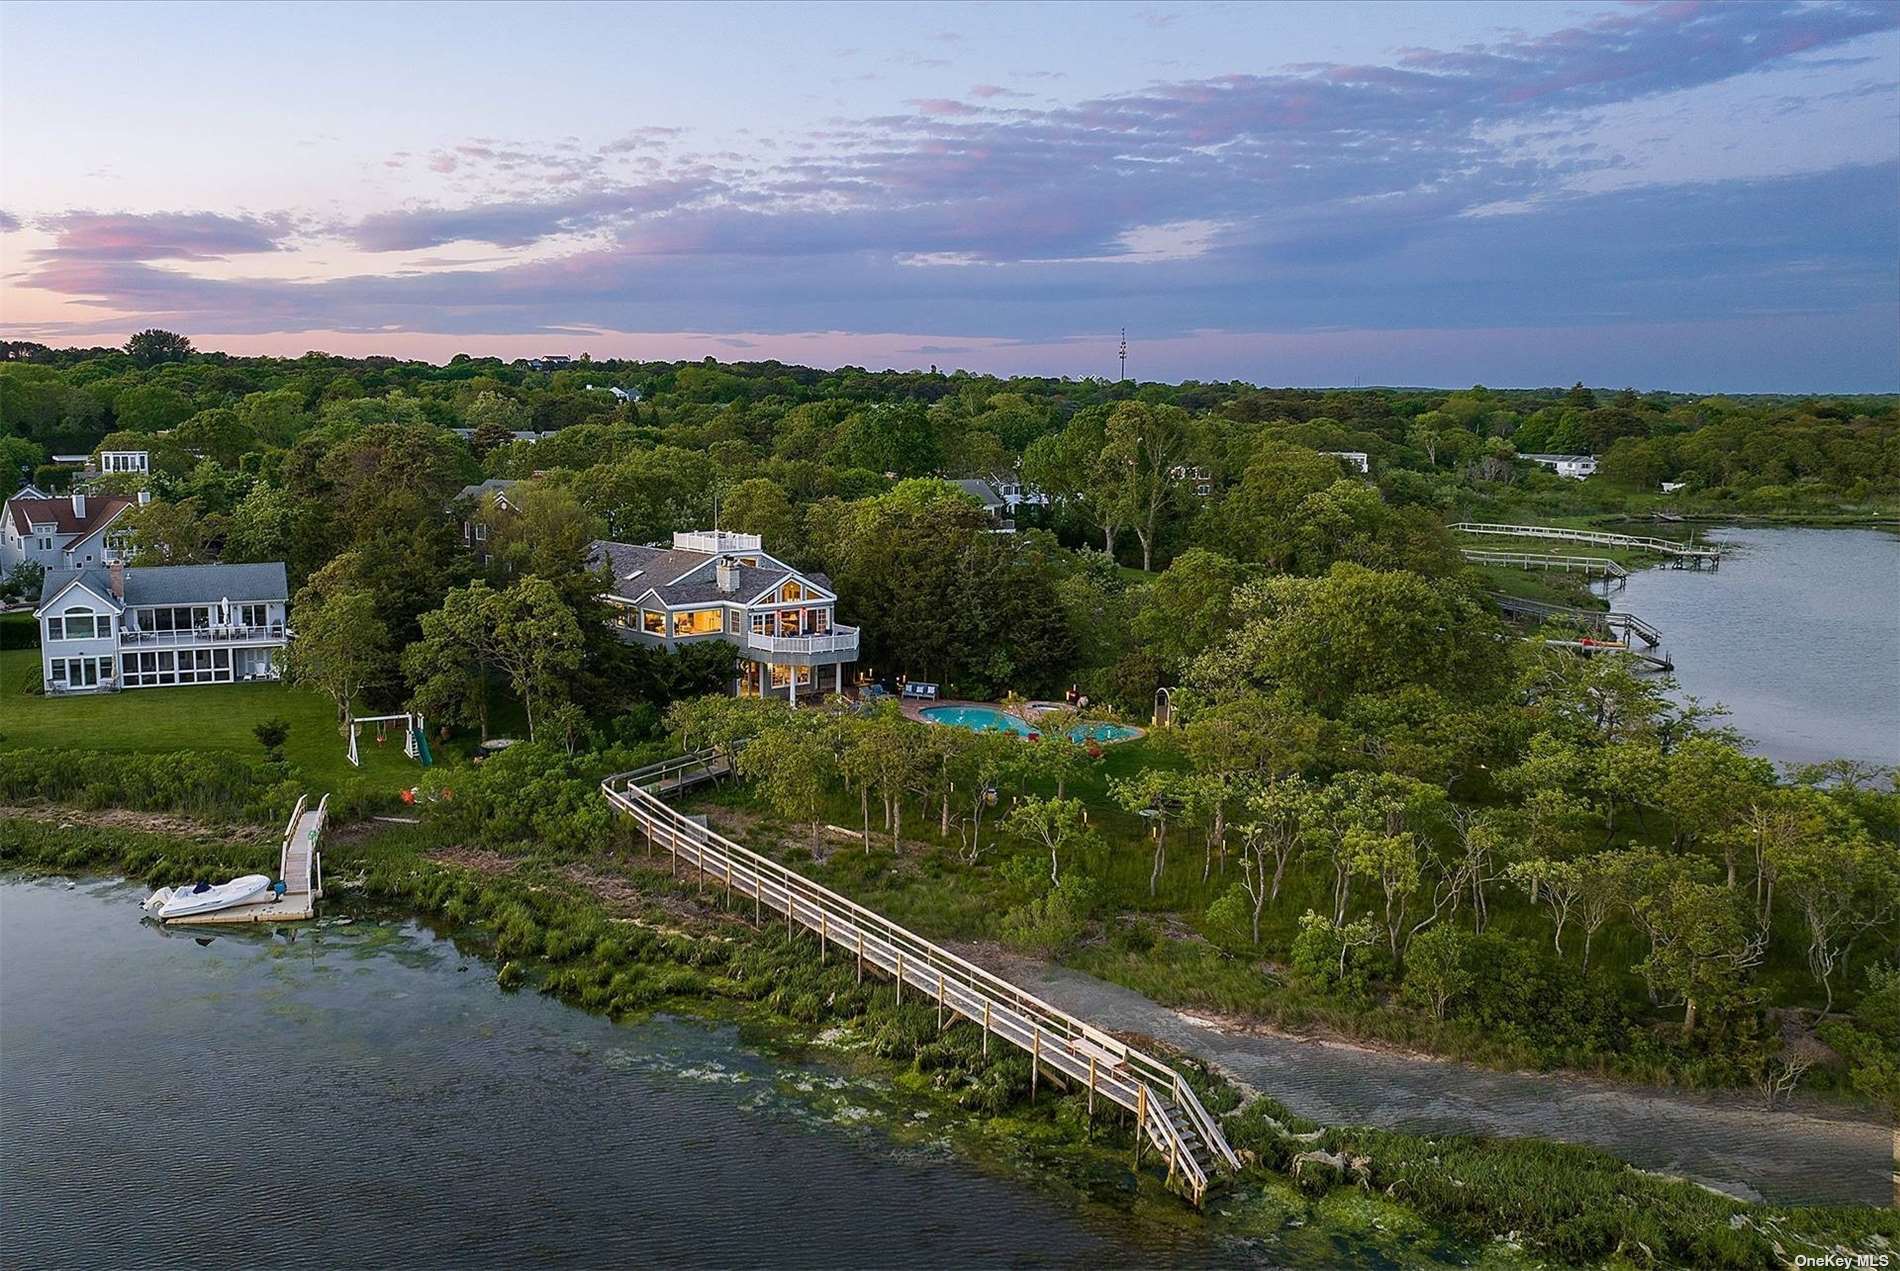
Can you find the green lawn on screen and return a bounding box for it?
[0,615,447,795]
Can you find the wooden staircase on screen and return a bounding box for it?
[602,752,1242,1202]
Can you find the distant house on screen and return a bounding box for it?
[590,530,856,704]
[455,478,521,563]
[449,427,555,445]
[1,490,136,572]
[97,448,151,476]
[1168,464,1215,496]
[952,478,1016,532]
[1325,450,1371,474]
[527,355,573,371]
[1661,481,1688,494]
[33,559,290,694]
[586,384,639,403]
[1522,453,1600,480]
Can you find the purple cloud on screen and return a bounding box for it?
[32,210,291,261]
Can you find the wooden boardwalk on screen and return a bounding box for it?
[601,753,1241,1203]
[1489,592,1663,646]
[1463,548,1628,579]
[1452,522,1720,568]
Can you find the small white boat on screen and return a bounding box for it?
[144,874,272,919]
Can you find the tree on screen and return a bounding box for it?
[1098,400,1193,570]
[736,711,835,848]
[252,717,289,763]
[1128,547,1245,677]
[465,390,528,458]
[1004,795,1095,885]
[1634,877,1764,1039]
[1110,767,1188,896]
[1772,832,1900,1014]
[403,582,499,739]
[1508,857,1586,957]
[485,576,583,742]
[1660,737,1775,869]
[120,497,219,565]
[839,704,924,851]
[1403,925,1474,1021]
[287,586,389,725]
[1233,776,1315,944]
[954,731,1017,863]
[125,329,193,368]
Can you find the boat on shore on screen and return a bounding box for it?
[143,875,272,920]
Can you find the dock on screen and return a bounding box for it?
[1489,592,1663,646]
[1451,521,1720,568]
[1462,548,1628,580]
[164,794,327,926]
[601,752,1241,1204]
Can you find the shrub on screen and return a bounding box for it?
[999,876,1099,955]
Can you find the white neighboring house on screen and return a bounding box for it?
[1,490,137,573]
[586,384,640,403]
[1167,464,1216,496]
[34,560,291,694]
[952,479,1017,532]
[1522,453,1600,480]
[97,448,151,476]
[590,530,857,703]
[1325,450,1372,474]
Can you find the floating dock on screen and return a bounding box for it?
[161,794,327,926]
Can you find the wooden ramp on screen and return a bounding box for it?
[164,794,327,926]
[1452,521,1719,567]
[602,753,1242,1204]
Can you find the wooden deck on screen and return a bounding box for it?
[166,894,316,925]
[601,752,1241,1204]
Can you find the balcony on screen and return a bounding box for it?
[745,624,859,657]
[119,623,291,647]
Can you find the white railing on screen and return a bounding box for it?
[745,624,859,656]
[1462,549,1629,579]
[601,752,1240,1202]
[672,530,763,553]
[120,624,290,646]
[1451,522,1719,560]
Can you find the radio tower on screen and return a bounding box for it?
[1118,327,1127,382]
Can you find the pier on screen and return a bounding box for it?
[1462,548,1628,580]
[602,752,1241,1204]
[1451,522,1720,568]
[165,794,327,926]
[1489,592,1663,646]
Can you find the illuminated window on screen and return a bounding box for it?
[769,663,813,687]
[675,608,725,636]
[642,609,666,635]
[780,580,805,602]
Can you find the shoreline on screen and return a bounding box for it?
[4,810,1895,1269]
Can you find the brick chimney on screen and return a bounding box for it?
[71,490,86,518]
[108,559,125,599]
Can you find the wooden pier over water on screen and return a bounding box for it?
[1452,522,1720,568]
[165,794,328,926]
[602,752,1241,1203]
[1462,548,1628,580]
[1489,592,1664,646]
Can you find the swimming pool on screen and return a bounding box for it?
[918,705,1141,743]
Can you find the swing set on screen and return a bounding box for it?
[345,711,434,768]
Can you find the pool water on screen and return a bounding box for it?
[920,705,1140,743]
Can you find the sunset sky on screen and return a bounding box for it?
[2,0,1896,389]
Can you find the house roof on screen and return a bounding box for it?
[953,478,1006,509]
[38,561,289,611]
[35,568,123,615]
[589,539,832,609]
[6,493,134,546]
[455,478,520,503]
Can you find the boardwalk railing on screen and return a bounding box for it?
[1462,548,1628,579]
[1488,592,1662,646]
[280,792,328,897]
[1451,522,1720,564]
[602,752,1242,1202]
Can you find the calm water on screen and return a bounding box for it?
[1615,526,1899,769]
[1,879,1264,1270]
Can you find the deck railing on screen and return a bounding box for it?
[744,624,860,656]
[602,751,1240,1202]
